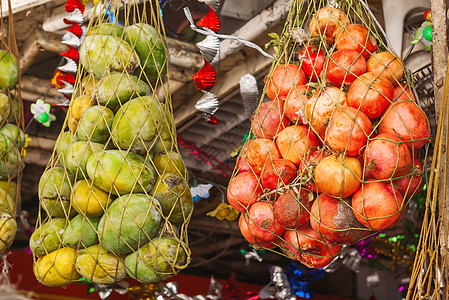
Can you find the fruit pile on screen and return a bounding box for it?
[32,22,192,287]
[228,5,430,269]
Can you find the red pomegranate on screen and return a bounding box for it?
[304,86,348,139]
[227,172,262,213]
[325,106,373,157]
[239,214,277,249]
[352,181,405,230]
[281,227,342,268]
[236,141,252,173]
[247,138,281,174]
[367,52,404,86]
[309,7,349,45]
[298,46,326,81]
[393,158,424,200]
[314,154,362,198]
[356,153,375,181]
[347,72,394,119]
[284,85,310,123]
[298,149,328,192]
[276,125,321,166]
[264,64,308,101]
[274,189,312,229]
[260,159,297,191]
[310,194,367,244]
[247,201,285,242]
[325,49,367,87]
[393,83,416,102]
[365,133,412,180]
[251,100,290,139]
[378,101,430,149]
[335,24,378,59]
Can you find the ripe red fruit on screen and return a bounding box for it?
[310,194,367,244]
[326,106,372,157]
[298,149,328,192]
[247,138,281,174]
[347,72,394,119]
[393,83,416,102]
[314,154,362,198]
[239,214,277,249]
[335,24,378,59]
[247,201,285,242]
[284,85,310,123]
[251,100,290,139]
[236,141,252,173]
[367,52,404,86]
[276,125,321,166]
[309,7,349,45]
[365,133,412,180]
[393,158,424,200]
[378,102,430,150]
[326,49,367,87]
[227,172,262,213]
[352,181,405,230]
[264,64,308,101]
[260,159,297,191]
[281,227,342,268]
[274,189,312,229]
[298,46,326,81]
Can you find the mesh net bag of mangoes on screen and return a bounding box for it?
[0,0,25,256]
[228,0,431,269]
[31,1,193,287]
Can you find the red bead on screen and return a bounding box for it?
[60,46,79,62]
[197,7,220,33]
[65,0,85,13]
[193,60,216,91]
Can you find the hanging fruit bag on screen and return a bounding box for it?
[31,0,193,287]
[228,0,430,268]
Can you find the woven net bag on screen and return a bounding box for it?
[228,0,430,269]
[31,0,192,287]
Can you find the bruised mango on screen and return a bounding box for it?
[68,95,95,132]
[30,218,67,257]
[152,151,186,177]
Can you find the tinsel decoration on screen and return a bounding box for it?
[64,8,84,25]
[62,31,82,48]
[65,0,85,13]
[196,34,220,64]
[197,7,220,33]
[239,74,259,119]
[193,59,216,91]
[195,91,219,115]
[60,46,80,62]
[67,23,83,37]
[412,10,432,51]
[198,0,221,12]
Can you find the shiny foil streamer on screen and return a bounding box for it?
[62,31,81,48]
[198,0,221,12]
[196,34,220,64]
[200,112,218,124]
[65,0,85,13]
[239,74,259,119]
[195,91,218,115]
[197,7,220,33]
[67,23,83,37]
[63,8,84,25]
[58,57,78,73]
[57,80,74,96]
[194,60,216,91]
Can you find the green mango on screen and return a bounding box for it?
[111,96,164,154]
[86,23,124,38]
[0,180,16,201]
[75,244,127,284]
[7,94,19,124]
[55,131,79,166]
[39,167,76,218]
[0,124,25,149]
[0,212,16,253]
[29,218,67,257]
[0,134,22,180]
[96,73,151,112]
[66,141,104,178]
[79,35,139,78]
[150,173,193,224]
[0,50,18,90]
[98,193,162,255]
[86,150,156,195]
[0,93,10,127]
[77,106,114,143]
[79,74,100,96]
[151,106,175,154]
[152,151,186,177]
[125,237,187,283]
[63,214,100,249]
[125,23,168,82]
[0,186,14,215]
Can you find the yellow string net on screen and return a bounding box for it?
[31,0,192,287]
[228,0,431,269]
[0,0,25,255]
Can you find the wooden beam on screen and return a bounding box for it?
[23,147,52,167]
[1,0,55,17]
[27,136,56,152]
[21,76,61,98]
[167,38,203,70]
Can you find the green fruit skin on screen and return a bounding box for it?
[66,141,104,178]
[125,24,168,81]
[0,180,16,201]
[77,106,114,143]
[111,96,164,155]
[30,218,67,257]
[55,132,79,166]
[86,150,157,195]
[0,212,16,253]
[0,93,10,127]
[0,124,25,149]
[0,50,18,90]
[79,35,139,78]
[75,244,127,284]
[86,23,124,38]
[150,173,193,224]
[151,107,175,155]
[96,73,151,112]
[7,94,19,124]
[98,194,161,255]
[39,167,76,218]
[125,237,187,283]
[0,186,14,215]
[63,214,100,249]
[152,152,187,177]
[0,134,22,180]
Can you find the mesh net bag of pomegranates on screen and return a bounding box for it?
[31,0,192,287]
[227,0,430,268]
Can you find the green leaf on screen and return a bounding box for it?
[230,146,242,158]
[268,32,280,40]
